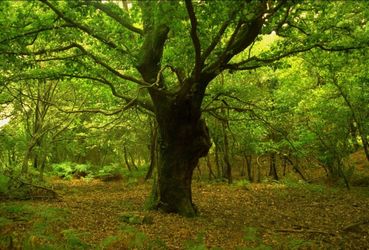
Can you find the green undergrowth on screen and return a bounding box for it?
[51,162,148,183]
[0,202,166,249]
[239,226,313,250]
[0,203,71,249]
[230,176,333,195]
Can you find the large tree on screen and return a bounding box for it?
[1,0,368,216]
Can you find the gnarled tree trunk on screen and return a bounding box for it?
[152,98,211,217]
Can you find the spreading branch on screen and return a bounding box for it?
[39,0,128,55]
[225,43,369,71]
[201,6,242,64]
[8,73,154,112]
[84,1,143,35]
[203,2,267,78]
[0,24,74,44]
[2,43,81,56]
[185,0,202,80]
[71,43,149,87]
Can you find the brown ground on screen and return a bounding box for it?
[2,178,369,249]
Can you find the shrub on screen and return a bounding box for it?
[51,162,92,180]
[0,174,9,195]
[96,164,124,182]
[73,164,91,179]
[51,162,74,180]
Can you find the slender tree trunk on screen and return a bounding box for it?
[256,155,262,183]
[282,155,287,176]
[128,151,138,170]
[269,152,278,180]
[21,149,31,175]
[285,157,307,181]
[21,137,37,175]
[349,121,360,151]
[123,145,132,171]
[245,154,253,182]
[240,157,246,177]
[206,156,216,180]
[332,77,369,162]
[222,122,232,184]
[214,141,222,178]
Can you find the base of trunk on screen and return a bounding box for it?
[149,103,211,217]
[157,198,198,217]
[146,178,199,217]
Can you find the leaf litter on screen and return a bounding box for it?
[1,179,369,249]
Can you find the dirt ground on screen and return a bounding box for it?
[2,178,369,249]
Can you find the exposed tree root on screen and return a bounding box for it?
[275,228,334,235]
[4,174,62,201]
[342,219,369,232]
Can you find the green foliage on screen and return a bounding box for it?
[239,226,272,250]
[184,233,208,250]
[280,177,328,193]
[51,162,74,180]
[286,237,313,250]
[1,0,369,223]
[96,164,124,181]
[243,226,259,242]
[0,203,31,215]
[61,229,90,250]
[98,235,119,250]
[0,204,70,249]
[0,216,11,228]
[0,173,9,194]
[51,162,92,180]
[118,224,167,249]
[233,179,251,190]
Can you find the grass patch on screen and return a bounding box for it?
[0,203,70,249]
[118,224,167,249]
[61,229,90,249]
[184,232,210,250]
[280,177,329,193]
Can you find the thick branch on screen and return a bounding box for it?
[34,54,84,62]
[136,25,169,83]
[61,74,154,112]
[185,0,202,80]
[85,1,143,35]
[71,43,148,86]
[39,0,127,55]
[2,44,80,56]
[225,44,368,71]
[7,73,154,112]
[201,6,242,64]
[203,2,267,78]
[0,24,74,44]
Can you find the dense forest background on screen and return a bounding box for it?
[1,0,369,249]
[1,0,369,190]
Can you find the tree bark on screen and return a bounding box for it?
[269,152,279,180]
[245,154,253,182]
[222,120,232,184]
[123,145,132,171]
[145,119,158,181]
[214,140,222,178]
[206,156,216,180]
[152,99,211,217]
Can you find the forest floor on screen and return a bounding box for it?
[1,177,369,249]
